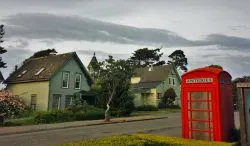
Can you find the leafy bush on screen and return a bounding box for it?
[34,110,74,124]
[59,134,235,146]
[0,95,26,118]
[158,102,180,109]
[136,105,158,111]
[34,105,105,124]
[74,111,104,121]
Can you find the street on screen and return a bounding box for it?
[0,113,181,146]
[0,112,239,146]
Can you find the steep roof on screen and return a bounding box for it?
[4,52,92,84]
[134,64,176,83]
[87,52,99,70]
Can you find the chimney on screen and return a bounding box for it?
[15,65,18,71]
[148,64,153,71]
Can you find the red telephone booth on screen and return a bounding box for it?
[181,66,234,142]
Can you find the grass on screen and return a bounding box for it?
[131,109,180,117]
[58,134,237,146]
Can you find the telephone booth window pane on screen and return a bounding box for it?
[192,111,209,120]
[210,112,213,121]
[191,92,207,100]
[192,132,210,140]
[191,102,209,110]
[192,121,209,130]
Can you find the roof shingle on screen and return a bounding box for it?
[134,64,173,83]
[4,52,75,84]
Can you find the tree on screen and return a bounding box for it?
[161,88,177,108]
[208,64,223,70]
[23,48,57,64]
[129,48,165,67]
[0,25,7,82]
[98,56,135,121]
[167,50,188,72]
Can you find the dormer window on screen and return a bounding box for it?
[35,68,45,75]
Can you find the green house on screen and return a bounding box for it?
[4,52,92,111]
[131,64,181,107]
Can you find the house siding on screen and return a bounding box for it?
[156,70,181,105]
[132,67,181,107]
[48,57,90,110]
[7,81,49,111]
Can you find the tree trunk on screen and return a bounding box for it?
[105,88,116,121]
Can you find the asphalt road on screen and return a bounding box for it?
[0,113,181,146]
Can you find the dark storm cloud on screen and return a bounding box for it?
[2,13,206,47]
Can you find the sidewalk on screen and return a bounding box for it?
[0,115,168,136]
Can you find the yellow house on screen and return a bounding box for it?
[131,64,181,107]
[4,52,92,111]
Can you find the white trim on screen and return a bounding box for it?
[62,72,70,88]
[75,73,81,89]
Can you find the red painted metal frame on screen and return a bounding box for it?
[182,87,218,141]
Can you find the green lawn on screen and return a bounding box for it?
[131,109,180,117]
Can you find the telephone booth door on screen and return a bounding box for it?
[184,88,215,141]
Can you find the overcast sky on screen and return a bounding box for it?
[0,0,250,79]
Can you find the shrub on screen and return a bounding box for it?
[74,111,104,121]
[34,110,74,124]
[136,105,158,111]
[59,134,235,146]
[0,95,26,118]
[34,106,105,124]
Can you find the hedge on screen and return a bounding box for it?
[59,134,237,146]
[136,105,158,111]
[34,110,104,124]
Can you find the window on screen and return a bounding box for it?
[75,74,81,89]
[52,94,61,110]
[62,72,70,88]
[173,78,175,86]
[30,94,37,110]
[65,95,73,108]
[35,68,45,75]
[169,78,171,85]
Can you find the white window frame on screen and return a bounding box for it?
[62,72,70,88]
[75,73,81,89]
[169,77,171,85]
[172,78,175,86]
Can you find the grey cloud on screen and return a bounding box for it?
[1,40,33,79]
[2,13,205,47]
[206,34,250,49]
[76,50,129,60]
[2,13,250,51]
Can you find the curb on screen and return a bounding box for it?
[0,116,168,136]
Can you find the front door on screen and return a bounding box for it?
[245,89,250,144]
[187,90,214,141]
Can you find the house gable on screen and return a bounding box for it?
[48,54,92,110]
